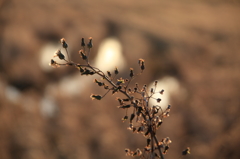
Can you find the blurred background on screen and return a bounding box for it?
[0,0,240,159]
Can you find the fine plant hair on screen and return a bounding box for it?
[49,37,190,159]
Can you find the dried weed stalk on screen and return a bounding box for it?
[49,37,190,159]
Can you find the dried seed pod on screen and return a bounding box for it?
[141,61,145,72]
[167,104,171,110]
[103,83,109,89]
[79,50,87,60]
[162,137,172,145]
[182,147,191,155]
[147,138,151,146]
[94,79,104,86]
[81,38,85,47]
[87,37,93,48]
[114,67,119,75]
[116,78,124,85]
[78,66,85,73]
[54,49,65,60]
[60,38,68,48]
[130,68,134,77]
[117,98,124,105]
[107,71,111,77]
[49,59,59,68]
[154,80,158,86]
[163,145,170,154]
[160,89,164,95]
[90,94,102,100]
[130,113,135,123]
[125,148,131,156]
[138,59,145,72]
[122,116,128,122]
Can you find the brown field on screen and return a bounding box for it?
[0,0,240,159]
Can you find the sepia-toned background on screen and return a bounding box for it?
[0,0,240,159]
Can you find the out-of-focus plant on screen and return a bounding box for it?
[49,37,190,159]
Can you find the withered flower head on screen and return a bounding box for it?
[182,147,191,155]
[156,98,161,103]
[107,71,111,77]
[138,58,145,72]
[130,68,134,77]
[49,59,59,68]
[162,137,172,145]
[54,49,65,60]
[79,49,87,60]
[114,67,119,75]
[160,89,164,95]
[81,38,85,47]
[60,38,68,48]
[90,94,102,100]
[87,37,93,48]
[122,116,128,122]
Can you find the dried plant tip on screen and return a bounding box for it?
[94,79,104,86]
[144,146,151,152]
[78,66,85,73]
[117,98,123,105]
[132,127,137,133]
[90,94,102,100]
[138,59,145,72]
[154,80,158,86]
[116,78,124,85]
[87,37,93,48]
[163,112,170,118]
[79,50,87,60]
[54,50,65,60]
[157,98,161,103]
[107,71,111,77]
[147,138,151,146]
[162,137,172,145]
[81,68,95,75]
[118,105,131,109]
[144,129,150,137]
[127,123,133,130]
[141,61,145,72]
[155,153,160,158]
[133,149,142,156]
[134,87,138,92]
[125,148,130,153]
[151,88,154,94]
[125,148,131,156]
[138,58,144,65]
[130,68,134,77]
[103,84,109,89]
[167,104,171,109]
[49,59,59,68]
[136,106,143,116]
[130,113,135,123]
[163,145,170,154]
[128,88,132,93]
[182,147,191,155]
[122,116,128,122]
[157,120,163,127]
[81,38,85,47]
[137,126,144,133]
[160,89,164,95]
[60,38,68,48]
[114,67,119,75]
